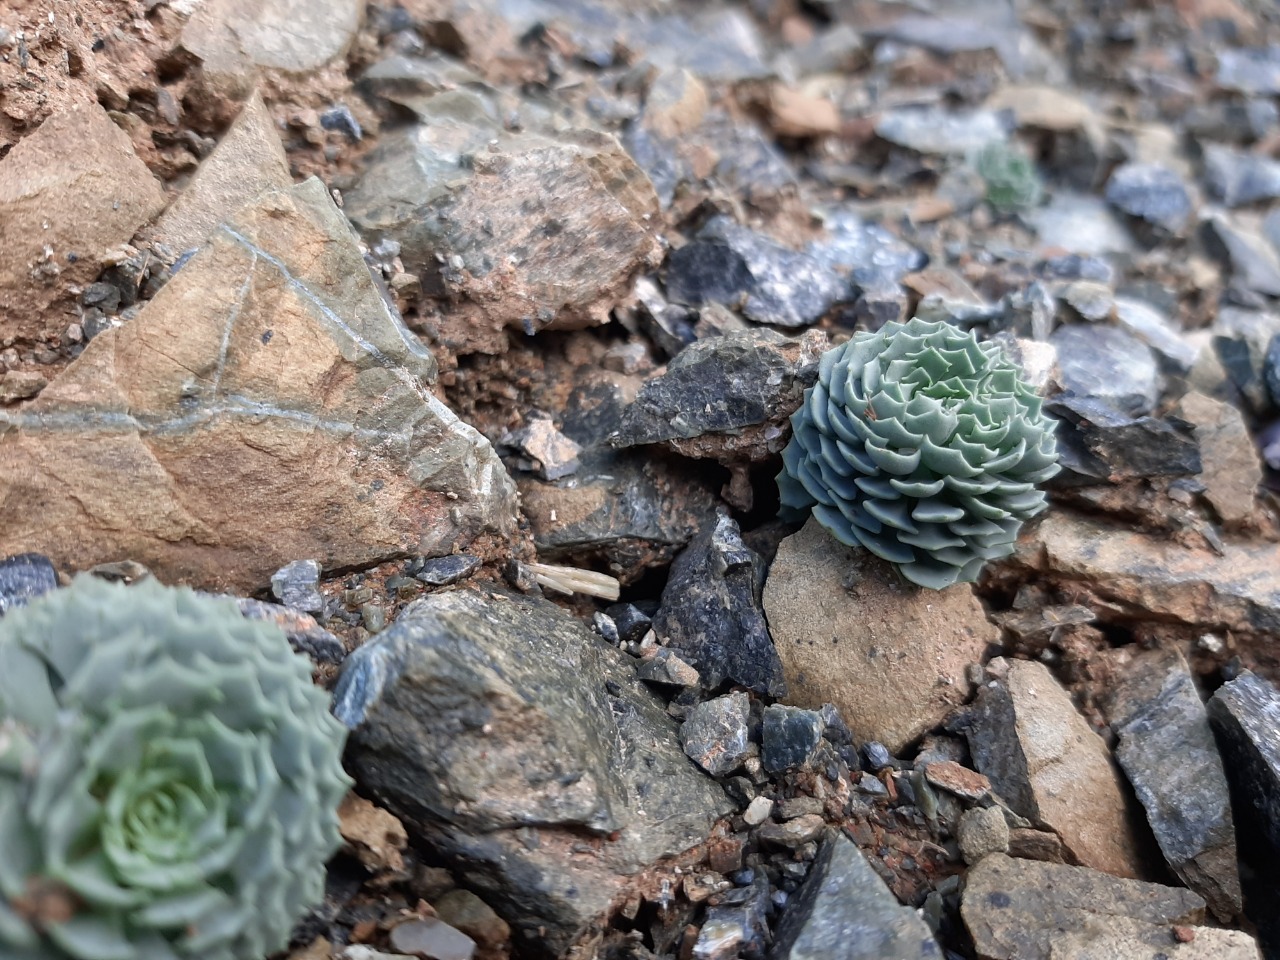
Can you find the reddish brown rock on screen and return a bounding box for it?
[763,517,995,753]
[0,99,166,342]
[0,179,516,592]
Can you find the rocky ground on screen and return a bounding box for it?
[3,0,1280,958]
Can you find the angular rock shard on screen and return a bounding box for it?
[1103,647,1241,920]
[0,99,167,341]
[142,90,294,255]
[653,513,786,698]
[960,658,1144,878]
[1209,671,1280,855]
[0,178,516,591]
[772,833,942,960]
[333,587,731,956]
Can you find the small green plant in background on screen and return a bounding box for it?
[975,140,1043,212]
[0,576,351,960]
[778,317,1060,590]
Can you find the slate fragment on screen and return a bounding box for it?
[772,834,942,960]
[652,513,786,698]
[334,588,731,955]
[1103,647,1241,921]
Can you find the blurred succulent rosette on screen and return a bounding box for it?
[0,575,351,960]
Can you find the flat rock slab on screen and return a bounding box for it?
[142,91,293,255]
[182,0,363,77]
[333,587,731,955]
[772,833,942,959]
[0,99,166,341]
[763,517,993,753]
[962,854,1205,960]
[1102,647,1241,920]
[1013,511,1280,666]
[1049,917,1260,960]
[0,179,516,591]
[962,658,1143,878]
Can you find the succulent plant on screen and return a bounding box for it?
[778,317,1059,590]
[0,576,351,960]
[975,140,1043,212]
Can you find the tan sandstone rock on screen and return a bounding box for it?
[0,99,166,341]
[182,0,363,78]
[142,91,293,255]
[964,659,1145,878]
[962,854,1209,960]
[0,178,516,592]
[1176,390,1262,526]
[762,517,995,753]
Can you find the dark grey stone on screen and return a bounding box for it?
[1104,162,1192,233]
[1265,335,1280,408]
[320,103,363,142]
[1050,324,1160,417]
[697,875,772,959]
[605,603,652,644]
[762,705,825,774]
[1039,254,1115,285]
[705,113,801,205]
[269,558,324,616]
[1204,143,1280,208]
[1185,99,1279,143]
[665,242,754,310]
[1209,671,1280,855]
[863,741,894,772]
[1106,649,1241,921]
[771,834,942,960]
[680,691,751,777]
[1213,306,1280,412]
[612,329,821,448]
[1217,46,1280,96]
[518,371,717,580]
[667,217,845,328]
[807,210,927,287]
[1046,396,1201,481]
[232,596,347,664]
[621,124,682,210]
[0,553,58,616]
[1202,216,1280,298]
[415,554,482,587]
[652,513,786,697]
[334,587,730,956]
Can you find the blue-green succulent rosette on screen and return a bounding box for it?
[0,576,351,960]
[778,317,1060,590]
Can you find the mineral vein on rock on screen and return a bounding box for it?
[0,178,516,591]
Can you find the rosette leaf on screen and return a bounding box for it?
[778,317,1059,590]
[0,576,352,960]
